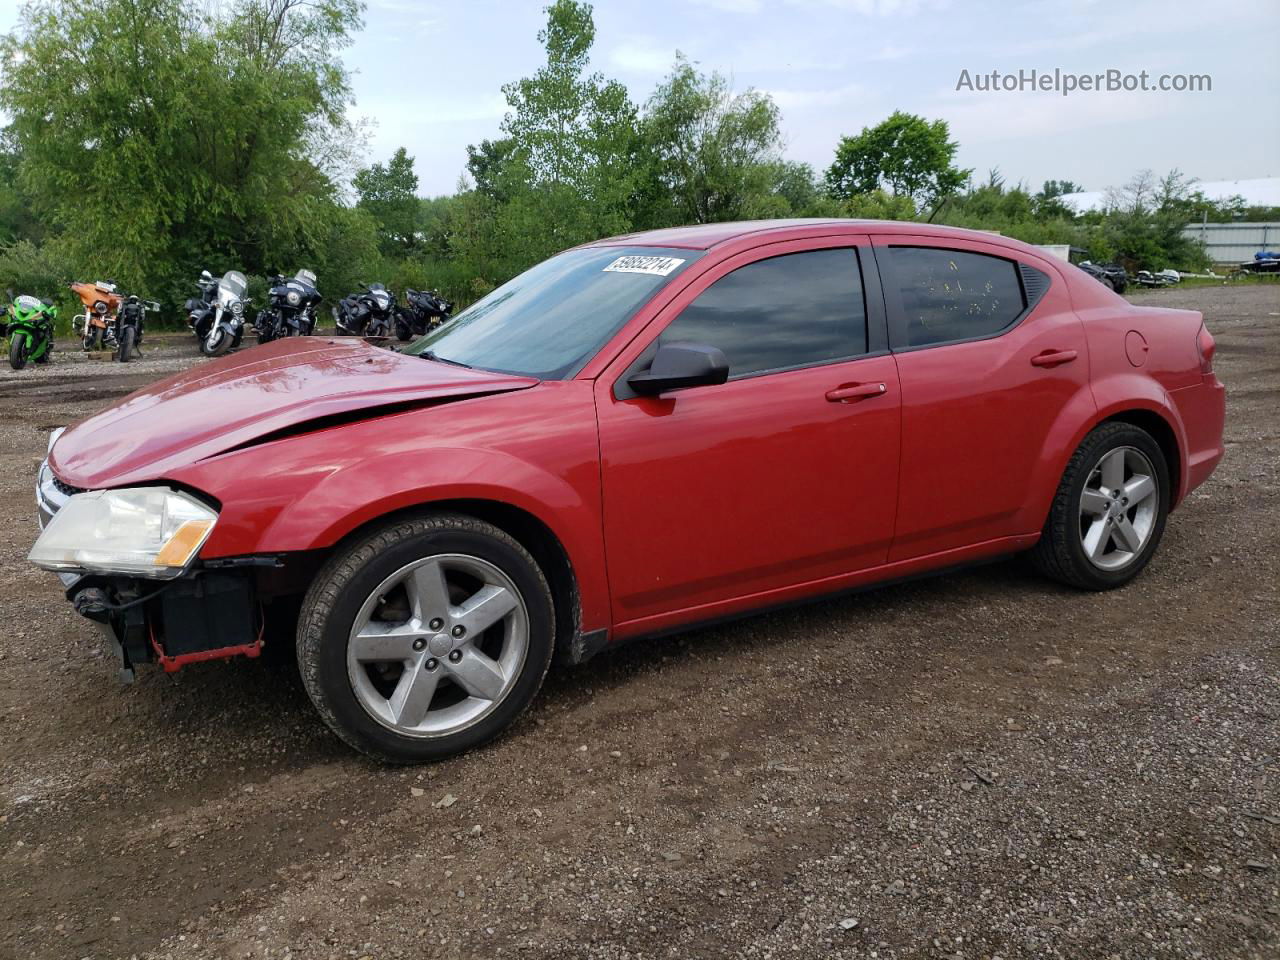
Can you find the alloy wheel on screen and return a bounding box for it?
[346,553,529,738]
[1078,446,1159,571]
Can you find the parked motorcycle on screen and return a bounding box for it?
[3,293,57,370]
[113,294,160,363]
[394,287,452,341]
[71,279,123,351]
[254,269,321,344]
[186,270,249,356]
[1077,261,1129,294]
[334,282,396,338]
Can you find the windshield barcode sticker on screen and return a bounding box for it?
[603,255,686,276]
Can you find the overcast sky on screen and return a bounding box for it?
[2,0,1277,197]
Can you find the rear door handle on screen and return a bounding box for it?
[1030,349,1078,368]
[825,382,887,403]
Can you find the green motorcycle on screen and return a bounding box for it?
[3,294,57,370]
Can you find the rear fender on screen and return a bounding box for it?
[1029,373,1187,530]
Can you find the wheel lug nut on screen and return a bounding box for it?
[451,625,466,639]
[424,658,437,671]
[412,638,426,651]
[429,618,443,631]
[448,650,462,663]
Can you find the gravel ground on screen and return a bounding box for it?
[0,287,1276,960]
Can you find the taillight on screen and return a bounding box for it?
[1196,324,1215,374]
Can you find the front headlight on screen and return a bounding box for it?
[231,300,245,315]
[28,487,217,579]
[286,290,301,305]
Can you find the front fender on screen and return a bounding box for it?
[262,445,589,556]
[171,382,610,631]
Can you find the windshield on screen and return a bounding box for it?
[404,246,698,378]
[295,269,317,287]
[219,271,248,300]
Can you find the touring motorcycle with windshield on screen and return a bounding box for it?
[186,270,249,356]
[334,282,395,338]
[3,293,57,370]
[71,280,122,351]
[254,269,321,344]
[394,287,452,341]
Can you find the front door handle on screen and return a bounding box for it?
[1030,349,1078,368]
[825,382,887,403]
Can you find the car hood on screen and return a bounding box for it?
[49,337,539,489]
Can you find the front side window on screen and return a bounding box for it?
[887,246,1025,348]
[405,246,699,379]
[658,248,867,379]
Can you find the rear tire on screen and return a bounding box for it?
[297,513,555,763]
[1030,422,1170,590]
[8,332,28,370]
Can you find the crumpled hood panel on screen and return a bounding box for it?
[49,337,538,489]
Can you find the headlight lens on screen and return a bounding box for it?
[286,290,301,305]
[231,300,245,315]
[28,487,217,579]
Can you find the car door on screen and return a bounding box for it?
[595,237,901,632]
[874,235,1091,561]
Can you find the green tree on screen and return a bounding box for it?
[1033,178,1084,218]
[354,147,420,254]
[499,1,636,226]
[1099,169,1208,270]
[0,0,363,306]
[455,0,639,281]
[826,111,968,217]
[637,53,784,226]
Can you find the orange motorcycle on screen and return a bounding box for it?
[71,279,123,351]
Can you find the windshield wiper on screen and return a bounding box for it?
[421,349,472,369]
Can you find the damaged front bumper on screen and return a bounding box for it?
[37,454,265,681]
[65,571,263,682]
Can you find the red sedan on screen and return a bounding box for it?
[29,220,1226,762]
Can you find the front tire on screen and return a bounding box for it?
[1030,422,1170,590]
[201,327,231,356]
[118,326,135,363]
[297,513,555,763]
[8,332,28,370]
[83,325,101,351]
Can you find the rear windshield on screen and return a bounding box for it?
[403,246,699,379]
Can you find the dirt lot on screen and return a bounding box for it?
[0,286,1276,960]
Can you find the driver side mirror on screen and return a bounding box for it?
[627,342,729,396]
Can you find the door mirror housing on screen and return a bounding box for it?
[627,342,729,396]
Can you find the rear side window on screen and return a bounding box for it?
[886,246,1026,348]
[659,248,867,378]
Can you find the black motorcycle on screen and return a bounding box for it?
[394,288,452,341]
[334,282,396,338]
[113,294,159,363]
[255,269,321,344]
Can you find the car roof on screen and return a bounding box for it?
[587,218,1038,254]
